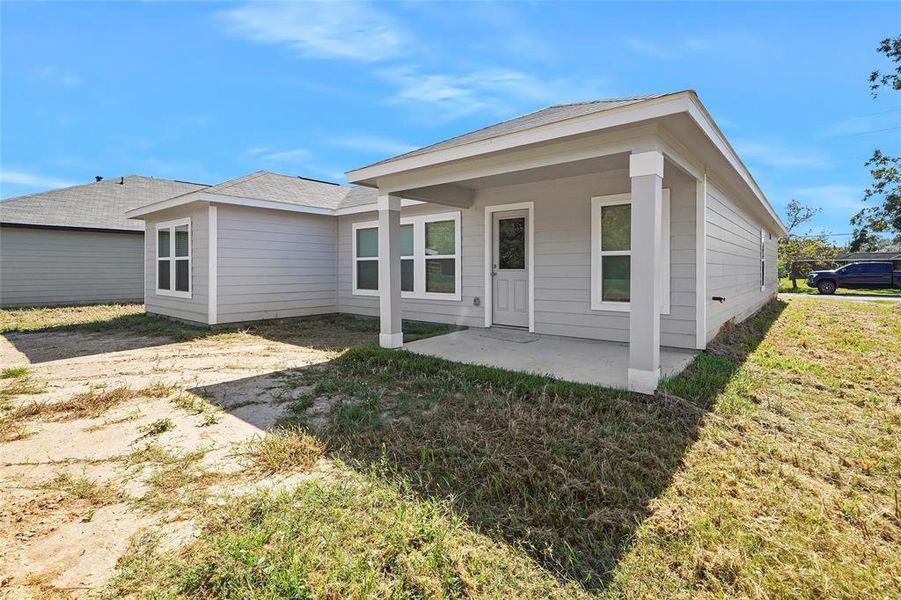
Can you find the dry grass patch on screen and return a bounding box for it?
[236,429,326,475]
[5,383,172,425]
[46,472,122,506]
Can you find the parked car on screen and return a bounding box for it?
[806,262,901,294]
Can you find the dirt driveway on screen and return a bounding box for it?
[0,315,374,598]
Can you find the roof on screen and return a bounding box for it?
[837,251,901,260]
[0,176,208,231]
[130,171,379,217]
[358,94,668,170]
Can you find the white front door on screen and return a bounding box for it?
[492,210,529,328]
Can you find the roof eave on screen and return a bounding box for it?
[346,91,788,237]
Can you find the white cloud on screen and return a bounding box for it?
[789,184,864,211]
[259,148,313,163]
[34,65,82,89]
[378,67,606,121]
[0,170,78,191]
[734,140,831,169]
[330,135,417,156]
[220,2,408,62]
[820,110,901,139]
[627,37,712,59]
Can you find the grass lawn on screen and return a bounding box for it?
[4,300,899,597]
[779,277,901,296]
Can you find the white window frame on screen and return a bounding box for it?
[351,211,462,301]
[351,222,380,297]
[155,217,192,299]
[760,227,766,291]
[590,190,670,313]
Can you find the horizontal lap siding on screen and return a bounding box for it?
[216,205,338,323]
[705,182,777,341]
[144,205,209,324]
[337,204,485,327]
[506,170,695,348]
[336,169,697,349]
[0,228,143,307]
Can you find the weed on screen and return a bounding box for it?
[1,366,29,379]
[140,418,175,437]
[236,429,325,474]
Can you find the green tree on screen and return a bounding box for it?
[851,35,901,251]
[778,199,838,287]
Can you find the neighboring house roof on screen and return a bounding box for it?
[360,94,667,170]
[128,171,382,218]
[836,251,901,260]
[0,176,208,232]
[200,171,377,210]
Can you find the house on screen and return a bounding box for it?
[835,250,901,269]
[128,91,786,393]
[0,176,208,307]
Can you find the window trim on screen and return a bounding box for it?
[351,211,462,301]
[760,227,766,291]
[155,217,192,299]
[590,190,670,313]
[351,222,380,297]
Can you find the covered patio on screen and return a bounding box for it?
[346,92,784,394]
[404,327,697,389]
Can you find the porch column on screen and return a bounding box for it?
[628,151,664,394]
[378,193,403,348]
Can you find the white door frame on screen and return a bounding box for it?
[484,202,534,331]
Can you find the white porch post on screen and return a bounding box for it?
[628,151,664,394]
[378,193,403,348]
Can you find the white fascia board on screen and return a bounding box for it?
[346,90,787,237]
[335,198,423,216]
[128,191,421,220]
[128,192,336,219]
[684,99,788,237]
[346,93,697,183]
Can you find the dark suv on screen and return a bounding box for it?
[806,262,901,294]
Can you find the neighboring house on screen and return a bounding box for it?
[0,176,207,307]
[128,91,786,393]
[835,251,901,269]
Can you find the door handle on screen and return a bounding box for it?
[491,264,498,277]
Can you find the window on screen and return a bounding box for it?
[156,219,191,298]
[352,212,461,300]
[760,228,766,290]
[590,191,670,312]
[353,225,379,294]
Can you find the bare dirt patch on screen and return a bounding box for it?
[0,316,373,597]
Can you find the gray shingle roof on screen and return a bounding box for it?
[356,94,672,171]
[837,251,901,260]
[184,170,378,210]
[0,176,208,231]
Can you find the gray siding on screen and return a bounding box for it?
[0,227,143,307]
[216,205,338,323]
[338,203,485,327]
[337,169,698,349]
[705,181,778,341]
[144,204,210,324]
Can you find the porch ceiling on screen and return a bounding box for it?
[404,328,697,390]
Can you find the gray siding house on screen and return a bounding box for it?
[129,91,786,393]
[0,176,207,307]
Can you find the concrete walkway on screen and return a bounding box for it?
[779,293,901,303]
[404,328,697,390]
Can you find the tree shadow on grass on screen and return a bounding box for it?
[265,299,788,591]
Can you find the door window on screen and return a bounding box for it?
[497,217,525,269]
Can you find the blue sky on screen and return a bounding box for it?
[2,1,899,239]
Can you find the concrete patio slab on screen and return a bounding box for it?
[403,327,697,390]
